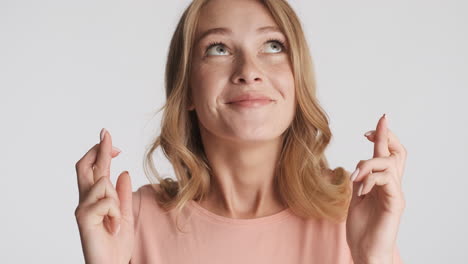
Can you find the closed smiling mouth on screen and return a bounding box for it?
[226,92,275,104]
[227,99,273,104]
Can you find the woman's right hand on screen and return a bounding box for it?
[74,128,134,264]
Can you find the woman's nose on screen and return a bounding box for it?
[231,55,264,85]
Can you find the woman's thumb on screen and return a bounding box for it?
[116,171,133,221]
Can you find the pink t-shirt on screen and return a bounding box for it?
[130,184,403,264]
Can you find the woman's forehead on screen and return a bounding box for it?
[194,26,284,48]
[195,1,279,41]
[197,0,276,29]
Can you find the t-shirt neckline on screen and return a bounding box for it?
[188,199,294,226]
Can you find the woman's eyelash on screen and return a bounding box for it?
[205,41,224,51]
[266,38,287,49]
[205,38,287,53]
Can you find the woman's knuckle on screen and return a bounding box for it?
[75,159,83,171]
[74,205,85,220]
[356,159,366,169]
[360,159,372,171]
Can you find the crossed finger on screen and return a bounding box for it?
[358,170,402,202]
[365,127,407,163]
[351,157,399,183]
[364,128,407,180]
[93,129,113,182]
[75,129,121,201]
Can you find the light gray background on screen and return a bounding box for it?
[1,0,467,263]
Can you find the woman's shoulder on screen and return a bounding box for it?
[137,183,162,193]
[133,183,163,205]
[132,183,165,219]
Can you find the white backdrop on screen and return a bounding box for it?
[1,0,467,263]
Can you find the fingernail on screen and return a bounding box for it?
[364,130,375,137]
[113,224,121,236]
[383,113,388,123]
[100,128,107,142]
[350,168,360,182]
[112,146,122,153]
[358,183,364,196]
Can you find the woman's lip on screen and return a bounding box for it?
[227,94,273,103]
[227,99,273,107]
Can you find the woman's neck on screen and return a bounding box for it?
[198,126,287,219]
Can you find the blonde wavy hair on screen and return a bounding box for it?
[143,0,352,229]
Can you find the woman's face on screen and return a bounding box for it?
[189,0,295,144]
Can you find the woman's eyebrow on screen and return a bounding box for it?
[194,26,283,46]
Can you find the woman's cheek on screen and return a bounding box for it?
[193,60,224,83]
[272,73,294,103]
[261,55,292,73]
[193,67,227,102]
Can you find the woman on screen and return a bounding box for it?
[75,0,407,263]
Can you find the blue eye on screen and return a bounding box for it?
[205,39,287,56]
[264,38,286,53]
[205,41,229,56]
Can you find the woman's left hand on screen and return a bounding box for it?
[346,114,407,264]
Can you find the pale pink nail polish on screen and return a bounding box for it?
[112,146,122,153]
[358,183,364,196]
[350,168,360,182]
[364,130,375,137]
[100,128,107,142]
